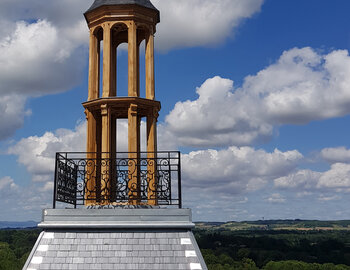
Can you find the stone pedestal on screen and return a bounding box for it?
[23,209,208,270]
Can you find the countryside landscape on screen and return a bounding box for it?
[3,220,350,270]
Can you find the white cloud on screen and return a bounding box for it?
[0,0,90,140]
[153,0,263,50]
[274,170,321,190]
[7,119,176,183]
[0,180,51,221]
[0,19,87,139]
[275,159,350,192]
[321,147,350,164]
[0,20,86,96]
[166,48,350,147]
[0,0,92,31]
[318,194,341,201]
[182,146,302,194]
[0,0,263,51]
[8,117,303,208]
[0,94,30,140]
[0,176,18,191]
[318,163,350,189]
[0,0,263,140]
[296,191,313,198]
[266,193,285,203]
[166,76,274,147]
[8,122,86,182]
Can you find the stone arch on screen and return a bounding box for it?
[111,22,129,48]
[93,26,103,39]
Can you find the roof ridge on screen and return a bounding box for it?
[86,0,159,13]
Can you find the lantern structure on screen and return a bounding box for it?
[83,0,160,206]
[23,1,208,270]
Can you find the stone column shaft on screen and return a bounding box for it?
[101,105,113,204]
[103,23,113,97]
[146,30,155,100]
[111,43,117,97]
[147,110,158,205]
[128,21,138,97]
[85,110,102,205]
[128,104,140,204]
[88,30,100,100]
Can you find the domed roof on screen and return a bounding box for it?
[86,0,159,13]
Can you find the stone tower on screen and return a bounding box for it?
[23,1,208,269]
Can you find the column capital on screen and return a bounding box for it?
[84,109,89,119]
[102,22,112,30]
[129,104,138,116]
[101,104,109,116]
[126,20,137,29]
[147,107,159,119]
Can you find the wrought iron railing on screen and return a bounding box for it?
[53,152,181,208]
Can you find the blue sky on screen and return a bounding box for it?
[1,0,350,222]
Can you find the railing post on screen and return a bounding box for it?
[53,153,59,209]
[178,151,182,208]
[168,151,172,205]
[74,161,77,209]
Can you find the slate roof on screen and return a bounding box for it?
[24,230,207,270]
[86,0,159,13]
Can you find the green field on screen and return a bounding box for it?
[196,220,350,231]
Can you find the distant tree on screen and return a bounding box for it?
[0,242,19,270]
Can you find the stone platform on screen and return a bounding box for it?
[23,209,208,270]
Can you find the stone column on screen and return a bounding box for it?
[88,28,100,101]
[85,109,97,205]
[136,43,140,97]
[102,23,113,98]
[110,114,117,202]
[128,104,141,204]
[128,21,138,97]
[101,105,112,204]
[85,109,102,205]
[146,29,155,100]
[111,43,117,97]
[147,108,158,205]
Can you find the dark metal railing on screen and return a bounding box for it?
[53,152,182,208]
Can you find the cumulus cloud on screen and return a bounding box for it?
[0,179,51,221]
[7,120,176,183]
[0,19,87,139]
[8,122,86,182]
[318,194,341,201]
[153,0,263,50]
[0,0,264,51]
[182,147,303,194]
[0,176,18,191]
[166,48,350,147]
[7,115,304,203]
[274,170,321,190]
[0,95,30,140]
[0,0,264,140]
[0,0,92,32]
[321,147,350,164]
[0,20,86,96]
[318,163,350,189]
[266,193,286,203]
[274,159,350,192]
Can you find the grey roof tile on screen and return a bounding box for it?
[24,229,207,270]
